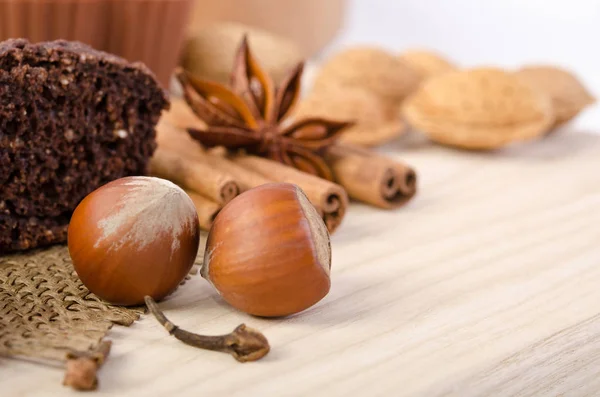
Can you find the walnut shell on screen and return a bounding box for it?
[313,47,420,107]
[516,65,595,127]
[294,83,405,147]
[398,49,456,80]
[180,22,302,85]
[402,67,555,150]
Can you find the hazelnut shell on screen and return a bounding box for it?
[68,177,200,306]
[202,183,331,317]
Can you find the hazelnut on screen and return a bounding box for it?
[68,176,200,306]
[202,183,331,317]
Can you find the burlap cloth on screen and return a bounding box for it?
[0,245,142,364]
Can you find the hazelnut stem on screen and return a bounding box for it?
[144,296,270,362]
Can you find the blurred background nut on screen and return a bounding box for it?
[180,22,303,85]
[517,65,596,128]
[295,83,406,147]
[312,47,420,109]
[402,67,555,150]
[398,49,457,82]
[188,0,346,58]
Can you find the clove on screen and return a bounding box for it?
[144,296,270,362]
[63,358,99,391]
[63,341,112,391]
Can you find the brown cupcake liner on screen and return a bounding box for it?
[105,0,193,88]
[0,0,192,89]
[0,0,108,50]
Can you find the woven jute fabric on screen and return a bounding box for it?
[0,245,141,363]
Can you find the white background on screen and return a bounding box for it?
[321,0,599,129]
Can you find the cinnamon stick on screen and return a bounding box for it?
[149,147,239,204]
[186,190,221,231]
[156,120,272,191]
[231,154,348,233]
[203,151,273,191]
[324,144,417,209]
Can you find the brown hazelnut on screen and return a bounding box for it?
[202,183,331,317]
[68,176,200,306]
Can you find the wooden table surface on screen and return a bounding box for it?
[3,129,600,397]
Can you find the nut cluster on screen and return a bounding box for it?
[68,180,332,313]
[402,65,595,150]
[68,179,332,369]
[402,67,555,150]
[299,44,595,151]
[298,47,456,147]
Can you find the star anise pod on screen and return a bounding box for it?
[175,35,352,181]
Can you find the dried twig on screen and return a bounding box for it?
[144,296,269,362]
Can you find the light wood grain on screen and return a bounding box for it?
[2,129,600,397]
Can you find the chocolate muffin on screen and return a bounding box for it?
[0,39,169,252]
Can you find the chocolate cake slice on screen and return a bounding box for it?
[0,39,169,252]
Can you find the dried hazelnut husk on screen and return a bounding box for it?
[295,83,405,147]
[202,183,331,317]
[313,46,420,108]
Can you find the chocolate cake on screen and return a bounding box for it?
[0,39,169,252]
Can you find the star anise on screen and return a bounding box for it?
[175,36,352,181]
